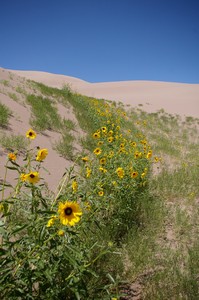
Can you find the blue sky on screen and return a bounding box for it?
[0,0,199,83]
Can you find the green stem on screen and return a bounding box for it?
[1,160,8,201]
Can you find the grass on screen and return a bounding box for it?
[119,107,199,299]
[0,134,28,152]
[0,80,9,87]
[62,118,76,131]
[0,103,11,127]
[54,132,75,160]
[15,86,27,95]
[8,92,19,102]
[26,94,62,131]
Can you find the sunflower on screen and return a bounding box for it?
[101,126,107,134]
[72,180,78,192]
[146,150,152,159]
[58,201,82,226]
[46,215,57,227]
[118,148,126,154]
[130,141,137,147]
[108,151,114,158]
[57,229,65,236]
[120,143,125,148]
[93,148,102,155]
[26,129,36,139]
[116,167,124,178]
[97,141,103,146]
[93,132,100,139]
[100,157,106,165]
[99,167,107,173]
[108,137,114,143]
[141,172,146,178]
[134,151,142,159]
[82,156,89,162]
[20,173,27,182]
[130,171,138,178]
[26,171,40,184]
[36,148,48,162]
[8,153,16,161]
[86,167,91,178]
[154,156,161,162]
[98,190,104,197]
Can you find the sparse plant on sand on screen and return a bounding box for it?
[0,133,28,152]
[0,103,11,127]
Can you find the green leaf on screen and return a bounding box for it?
[11,223,29,235]
[6,166,19,171]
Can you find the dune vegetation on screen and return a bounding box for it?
[0,80,199,299]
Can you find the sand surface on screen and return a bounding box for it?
[10,69,199,118]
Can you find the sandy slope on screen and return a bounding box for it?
[1,67,199,195]
[0,68,73,194]
[10,69,199,118]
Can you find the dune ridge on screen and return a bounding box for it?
[9,69,199,117]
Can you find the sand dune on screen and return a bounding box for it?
[1,67,198,194]
[9,70,199,117]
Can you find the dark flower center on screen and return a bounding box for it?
[30,174,35,178]
[64,207,73,216]
[29,132,33,136]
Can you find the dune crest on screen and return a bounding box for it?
[9,69,199,117]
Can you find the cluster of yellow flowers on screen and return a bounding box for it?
[7,128,83,229]
[7,129,48,185]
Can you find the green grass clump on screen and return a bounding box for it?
[0,134,28,152]
[15,86,27,95]
[8,92,19,102]
[0,80,9,87]
[54,132,75,160]
[62,118,76,131]
[26,94,62,131]
[0,103,10,127]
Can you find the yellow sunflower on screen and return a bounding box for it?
[130,141,137,147]
[86,167,91,178]
[100,157,106,165]
[26,171,40,184]
[120,143,125,148]
[99,167,107,173]
[82,156,89,162]
[116,167,124,178]
[20,173,27,182]
[130,171,138,178]
[93,132,100,139]
[108,137,114,143]
[46,215,57,227]
[72,180,78,192]
[108,151,114,158]
[98,190,104,197]
[146,150,152,159]
[101,126,107,134]
[57,229,65,236]
[36,148,48,162]
[26,129,36,139]
[93,148,102,155]
[58,201,82,226]
[8,153,17,161]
